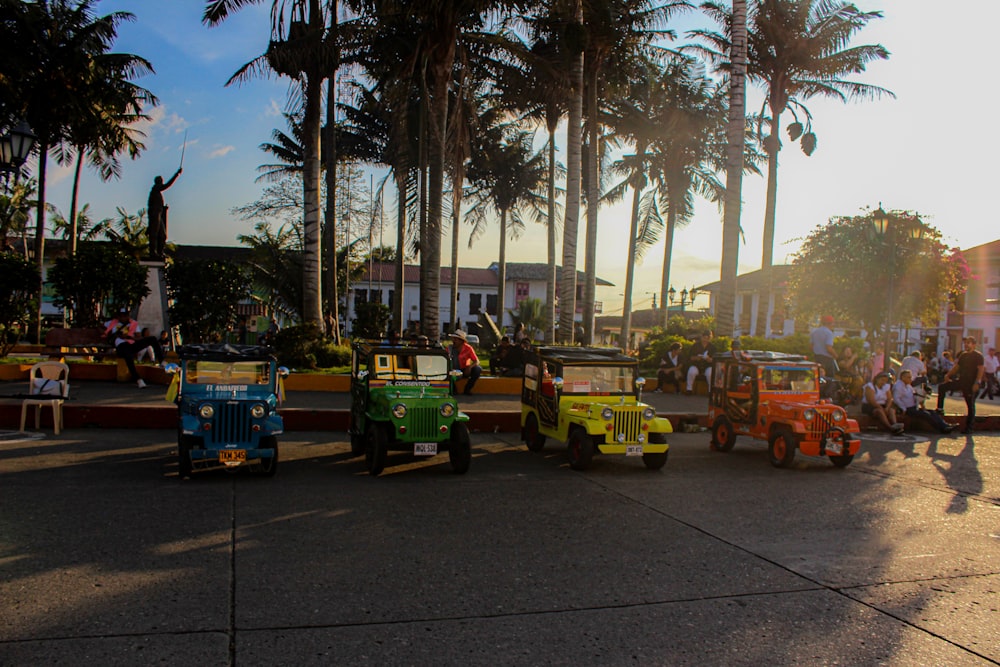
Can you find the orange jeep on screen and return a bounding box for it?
[708,352,861,468]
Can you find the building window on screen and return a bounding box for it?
[486,294,497,315]
[369,289,383,304]
[469,293,482,316]
[354,289,367,305]
[516,282,530,305]
[388,290,395,310]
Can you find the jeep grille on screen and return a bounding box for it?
[410,407,440,439]
[808,410,836,440]
[207,402,252,445]
[612,408,642,443]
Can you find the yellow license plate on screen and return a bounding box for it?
[219,449,246,463]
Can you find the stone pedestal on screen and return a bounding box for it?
[137,261,169,339]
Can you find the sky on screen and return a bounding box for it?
[39,1,1000,318]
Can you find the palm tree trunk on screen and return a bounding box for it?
[659,204,678,330]
[70,150,83,256]
[717,0,747,337]
[546,128,557,344]
[324,78,340,343]
[34,141,49,343]
[421,52,452,339]
[302,71,324,327]
[582,64,600,345]
[559,0,584,344]
[620,141,647,352]
[754,110,782,337]
[497,208,507,333]
[393,170,406,334]
[449,171,462,332]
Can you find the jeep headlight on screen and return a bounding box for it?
[802,408,816,421]
[251,403,266,419]
[392,403,407,419]
[643,407,656,420]
[440,403,455,417]
[199,404,215,419]
[832,410,844,422]
[601,407,614,421]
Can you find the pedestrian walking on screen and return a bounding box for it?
[936,336,984,434]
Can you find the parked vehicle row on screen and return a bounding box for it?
[165,343,861,479]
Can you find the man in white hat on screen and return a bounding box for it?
[450,329,482,395]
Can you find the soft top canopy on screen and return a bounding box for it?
[178,343,276,362]
[534,346,636,365]
[737,351,809,362]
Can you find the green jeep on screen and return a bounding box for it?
[349,340,472,476]
[521,346,672,470]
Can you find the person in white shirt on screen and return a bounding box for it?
[979,347,998,399]
[899,351,928,390]
[893,370,955,434]
[862,372,904,434]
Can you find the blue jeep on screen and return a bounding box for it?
[168,343,287,478]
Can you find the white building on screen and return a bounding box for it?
[348,261,612,336]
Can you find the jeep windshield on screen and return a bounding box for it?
[371,352,450,382]
[761,366,817,393]
[184,360,273,386]
[560,364,634,394]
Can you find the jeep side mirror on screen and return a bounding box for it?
[358,369,369,380]
[552,377,564,391]
[635,376,646,390]
[449,369,463,379]
[163,363,179,375]
[278,366,290,377]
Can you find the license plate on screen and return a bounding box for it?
[625,445,643,456]
[219,449,246,463]
[826,441,843,455]
[414,442,438,456]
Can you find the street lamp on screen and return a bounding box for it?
[870,203,925,362]
[668,286,697,314]
[0,120,36,187]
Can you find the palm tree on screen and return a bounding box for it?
[466,123,549,334]
[694,0,892,336]
[498,15,573,343]
[204,0,338,329]
[579,0,690,344]
[716,0,747,337]
[645,69,737,330]
[4,0,146,340]
[603,59,671,351]
[559,0,584,344]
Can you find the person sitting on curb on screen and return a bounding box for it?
[862,372,904,434]
[450,329,482,395]
[654,342,684,394]
[893,370,955,434]
[104,309,163,388]
[684,331,714,395]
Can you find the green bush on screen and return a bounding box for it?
[48,243,149,327]
[0,251,36,356]
[312,339,351,368]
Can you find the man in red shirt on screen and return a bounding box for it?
[450,329,482,395]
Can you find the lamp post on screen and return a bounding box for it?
[0,120,37,187]
[668,286,697,314]
[871,204,925,363]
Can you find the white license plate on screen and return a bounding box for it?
[414,442,438,456]
[826,441,843,455]
[625,445,643,456]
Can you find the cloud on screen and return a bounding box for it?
[264,98,283,118]
[209,145,236,159]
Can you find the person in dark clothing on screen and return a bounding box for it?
[936,336,985,434]
[103,310,163,388]
[498,338,528,376]
[654,342,684,393]
[684,331,714,394]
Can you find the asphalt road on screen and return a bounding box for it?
[1,428,998,666]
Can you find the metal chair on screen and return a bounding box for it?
[20,361,70,435]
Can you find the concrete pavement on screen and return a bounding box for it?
[1,427,998,665]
